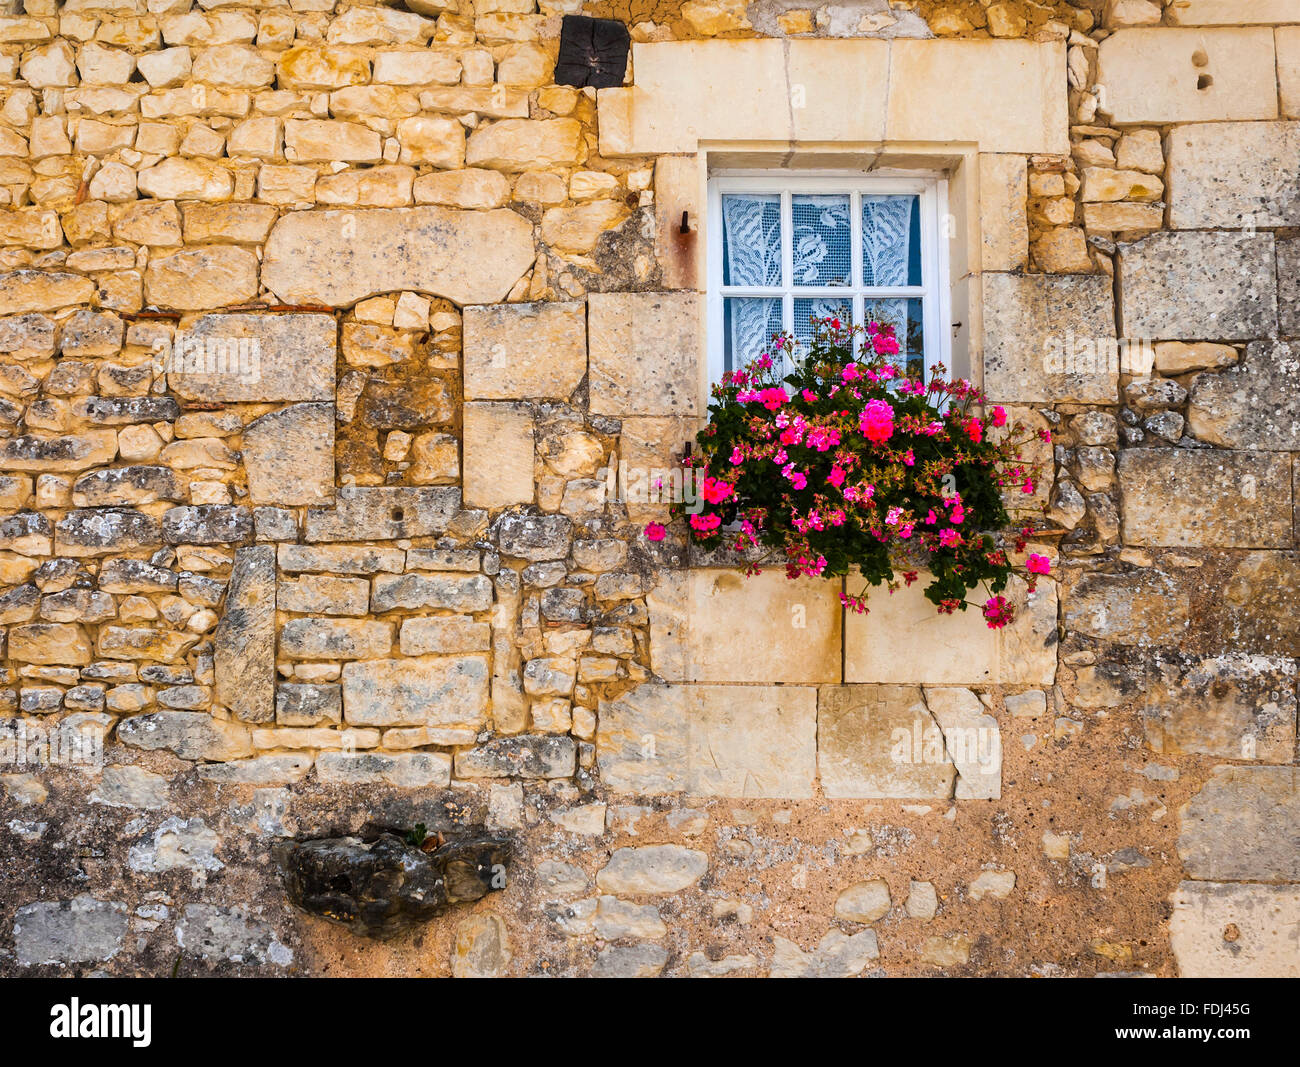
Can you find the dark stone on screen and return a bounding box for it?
[554,15,630,89]
[56,509,163,554]
[162,505,253,545]
[494,512,573,562]
[358,379,453,430]
[72,465,184,506]
[73,396,181,424]
[97,556,178,593]
[213,546,276,723]
[275,832,511,939]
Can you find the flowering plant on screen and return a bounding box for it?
[644,318,1052,628]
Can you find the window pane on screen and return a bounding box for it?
[862,194,921,287]
[863,298,925,378]
[792,194,852,287]
[723,297,783,376]
[721,193,782,286]
[792,296,852,359]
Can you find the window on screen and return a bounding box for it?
[706,174,950,385]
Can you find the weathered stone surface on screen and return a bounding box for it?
[342,655,489,727]
[0,271,96,315]
[590,942,669,978]
[371,573,492,613]
[117,710,253,761]
[276,833,509,939]
[399,617,492,656]
[647,569,841,684]
[214,546,276,723]
[0,430,118,472]
[1097,27,1278,124]
[1167,122,1300,229]
[1187,342,1300,449]
[280,619,392,660]
[305,487,460,542]
[196,754,313,786]
[596,845,707,895]
[465,117,582,170]
[463,301,586,400]
[144,246,260,310]
[13,896,128,967]
[8,622,92,666]
[71,466,183,507]
[278,576,369,616]
[55,509,163,558]
[845,574,1057,686]
[596,681,690,795]
[589,292,701,417]
[1119,232,1277,341]
[276,683,343,726]
[1179,766,1300,882]
[242,403,335,506]
[452,914,511,977]
[495,512,572,561]
[90,766,170,811]
[278,544,405,575]
[163,505,253,545]
[979,153,1028,271]
[1171,882,1300,979]
[168,312,336,403]
[454,734,577,779]
[981,272,1117,404]
[262,207,536,307]
[462,402,534,509]
[98,626,200,662]
[818,685,956,800]
[1062,569,1191,646]
[1222,552,1300,656]
[316,751,451,788]
[1118,449,1292,548]
[1141,654,1296,762]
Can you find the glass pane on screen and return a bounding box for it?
[721,193,782,286]
[863,298,925,378]
[792,194,852,287]
[723,297,783,377]
[862,194,921,287]
[792,296,852,360]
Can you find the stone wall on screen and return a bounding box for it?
[0,0,1296,978]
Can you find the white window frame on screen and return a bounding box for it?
[705,172,952,386]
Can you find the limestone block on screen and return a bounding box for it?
[1170,1,1300,24]
[316,751,450,788]
[0,430,117,473]
[653,154,703,290]
[818,685,957,800]
[1118,449,1292,548]
[463,301,585,400]
[284,119,381,164]
[396,115,465,168]
[1171,883,1300,979]
[1062,569,1191,646]
[277,544,405,575]
[465,117,583,170]
[596,845,708,894]
[685,684,817,798]
[1096,28,1278,124]
[262,207,536,307]
[589,292,701,417]
[118,710,251,761]
[844,574,1057,686]
[979,154,1028,272]
[1141,654,1296,763]
[137,157,233,201]
[370,572,493,613]
[647,568,841,684]
[279,618,392,660]
[1187,341,1300,449]
[342,654,489,727]
[981,272,1117,404]
[412,168,510,209]
[541,200,630,254]
[454,735,576,778]
[1119,232,1277,341]
[242,403,335,507]
[462,402,534,510]
[213,545,276,723]
[372,49,460,85]
[70,466,183,507]
[167,312,333,404]
[923,686,1002,800]
[304,486,460,541]
[0,271,95,315]
[192,43,274,87]
[144,246,259,311]
[601,39,1065,156]
[276,46,371,90]
[1178,765,1300,881]
[1168,122,1300,228]
[1278,27,1300,117]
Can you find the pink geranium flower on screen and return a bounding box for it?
[644,522,666,542]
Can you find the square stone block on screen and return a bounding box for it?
[596,681,817,798]
[342,654,489,728]
[818,684,956,800]
[1119,231,1277,341]
[1118,448,1293,548]
[168,312,336,403]
[982,272,1118,403]
[589,291,701,417]
[1167,122,1300,229]
[1170,1,1300,25]
[843,573,1057,686]
[1097,28,1278,124]
[647,568,842,685]
[462,401,534,509]
[1171,882,1300,979]
[463,300,586,400]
